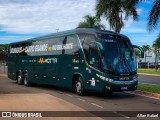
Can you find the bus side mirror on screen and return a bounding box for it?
[132,45,144,58]
[93,42,105,56]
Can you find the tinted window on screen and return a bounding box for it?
[43,37,65,55]
[89,44,101,69]
[9,35,78,56]
[78,34,96,47]
[9,43,28,57]
[64,35,78,54]
[78,34,96,63]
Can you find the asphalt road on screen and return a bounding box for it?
[138,74,160,85]
[0,74,160,119]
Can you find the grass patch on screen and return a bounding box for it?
[138,69,160,75]
[137,84,160,94]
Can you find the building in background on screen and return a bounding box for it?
[137,50,160,68]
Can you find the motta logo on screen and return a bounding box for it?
[38,58,57,64]
[38,58,45,64]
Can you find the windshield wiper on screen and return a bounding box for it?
[122,54,132,73]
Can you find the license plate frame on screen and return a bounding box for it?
[121,86,128,90]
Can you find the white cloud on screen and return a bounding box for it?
[0,35,34,43]
[0,0,96,34]
[0,0,158,45]
[0,0,148,35]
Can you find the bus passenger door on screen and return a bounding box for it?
[89,44,101,70]
[85,43,102,91]
[58,35,81,87]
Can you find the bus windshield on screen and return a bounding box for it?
[101,38,136,75]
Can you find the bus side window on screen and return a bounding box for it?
[84,35,96,63]
[89,45,101,69]
[78,34,86,46]
[78,34,89,61]
[65,35,79,54]
[21,43,28,56]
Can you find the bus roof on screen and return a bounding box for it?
[10,28,128,45]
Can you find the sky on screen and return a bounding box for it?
[0,0,159,46]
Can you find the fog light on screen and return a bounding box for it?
[108,78,113,82]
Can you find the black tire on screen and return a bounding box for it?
[106,91,113,96]
[23,74,31,86]
[17,73,23,85]
[75,77,85,96]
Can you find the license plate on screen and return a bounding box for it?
[121,86,128,90]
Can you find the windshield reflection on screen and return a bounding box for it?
[102,38,136,75]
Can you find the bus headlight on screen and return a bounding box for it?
[96,74,113,82]
[105,78,113,82]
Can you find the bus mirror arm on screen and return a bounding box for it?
[132,45,144,58]
[94,42,105,56]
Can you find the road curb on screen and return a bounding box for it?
[138,73,160,76]
[134,90,160,99]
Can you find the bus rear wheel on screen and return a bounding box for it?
[75,77,85,96]
[17,73,23,85]
[23,74,30,86]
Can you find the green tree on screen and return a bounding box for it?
[142,44,151,63]
[78,14,105,30]
[134,48,141,58]
[0,44,8,54]
[148,0,160,32]
[96,0,138,33]
[142,45,151,52]
[153,34,160,48]
[152,34,160,70]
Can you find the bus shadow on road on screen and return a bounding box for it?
[8,80,137,99]
[28,83,137,100]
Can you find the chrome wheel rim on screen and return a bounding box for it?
[24,77,27,85]
[17,75,21,83]
[76,81,81,94]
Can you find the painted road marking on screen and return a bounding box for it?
[126,91,160,100]
[91,103,103,109]
[78,98,86,102]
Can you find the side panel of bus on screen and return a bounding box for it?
[8,34,88,89]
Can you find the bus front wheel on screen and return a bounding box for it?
[75,77,85,96]
[17,73,23,85]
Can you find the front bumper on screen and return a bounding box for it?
[103,79,138,92]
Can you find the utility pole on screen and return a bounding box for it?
[56,29,59,32]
